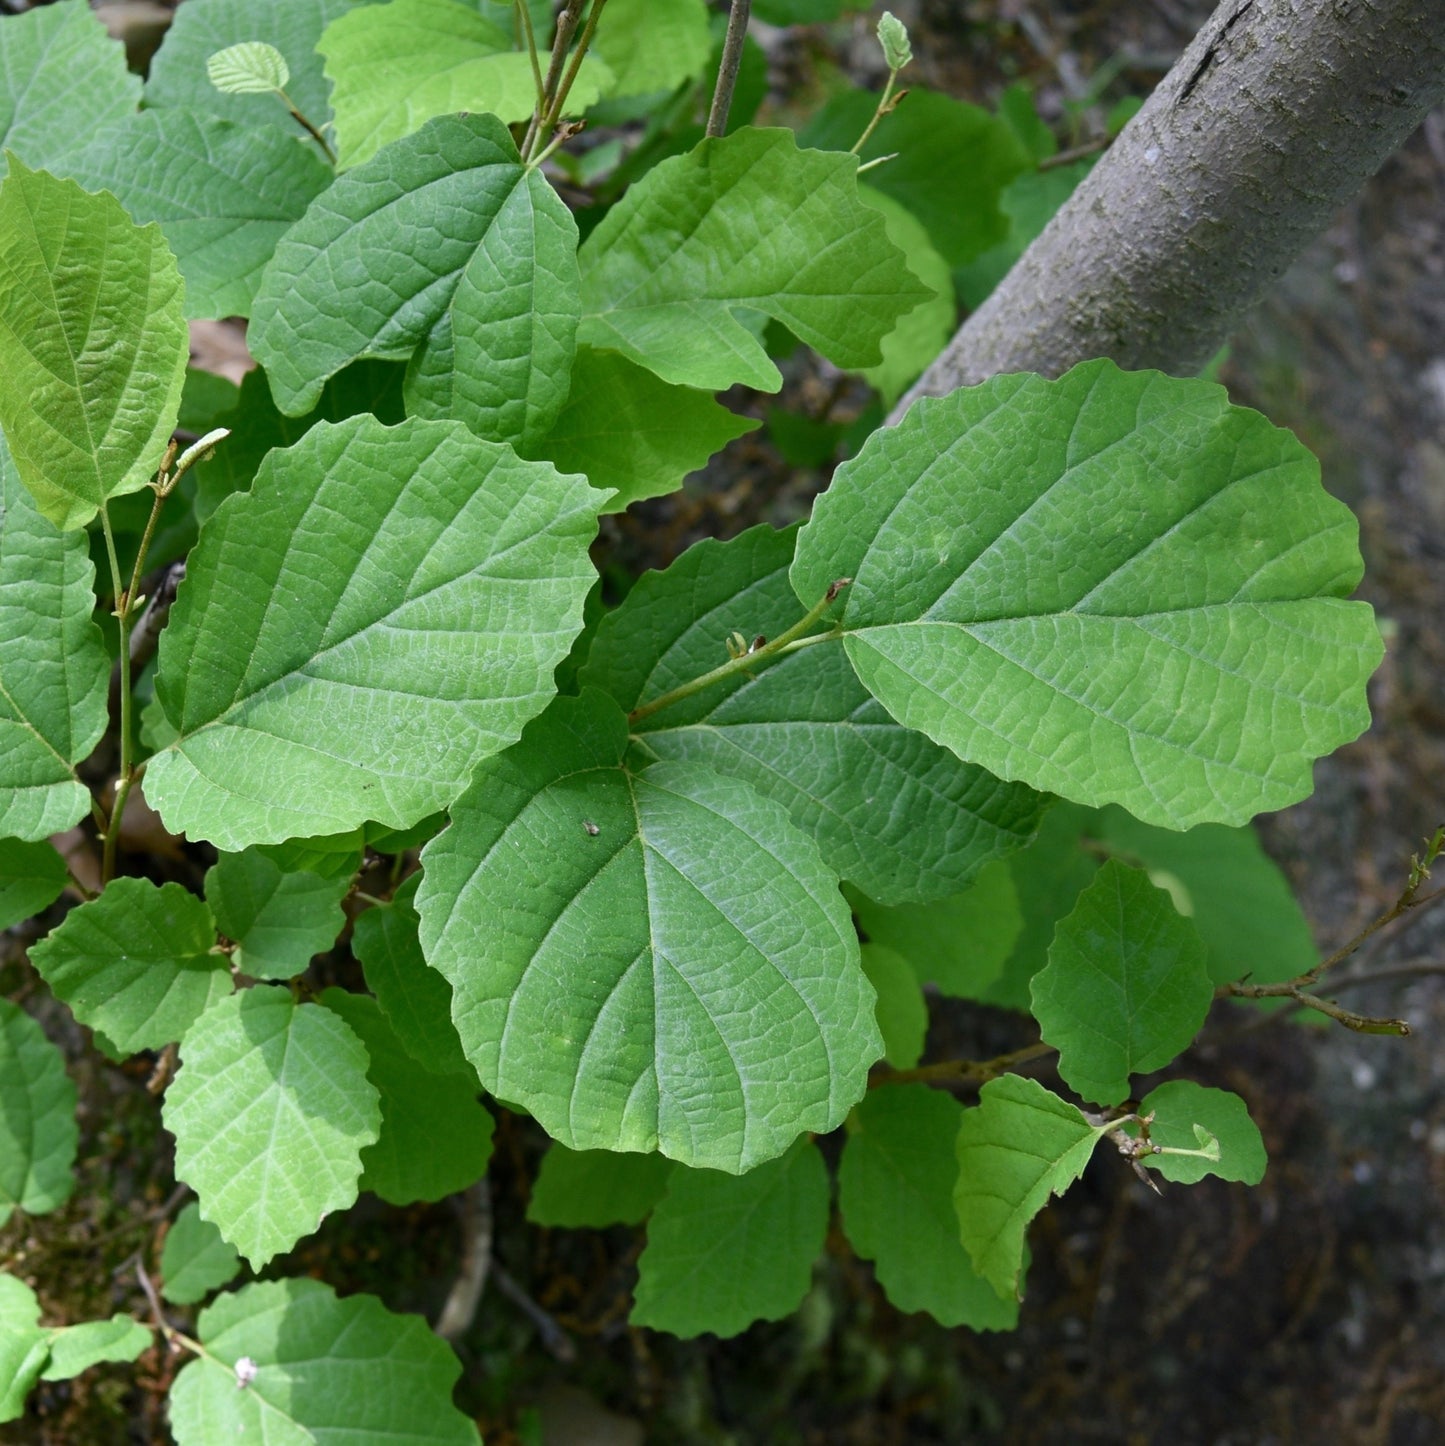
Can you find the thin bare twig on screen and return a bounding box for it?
[492,1263,576,1362]
[435,1180,493,1341]
[707,0,752,139]
[873,1039,1056,1088]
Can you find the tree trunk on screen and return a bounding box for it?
[894,0,1445,415]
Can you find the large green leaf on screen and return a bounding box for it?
[0,0,140,180]
[163,987,381,1267]
[160,1201,242,1306]
[859,944,926,1070]
[631,1140,829,1336]
[1030,860,1214,1106]
[840,1086,1017,1329]
[169,1279,479,1446]
[144,414,600,851]
[1132,1080,1266,1185]
[857,186,954,407]
[205,849,349,980]
[320,990,494,1206]
[0,1273,48,1422]
[145,0,350,141]
[954,1075,1110,1300]
[0,838,67,930]
[351,877,471,1078]
[982,801,1100,1010]
[799,87,1030,268]
[0,440,109,840]
[527,1145,673,1228]
[319,0,610,172]
[1089,806,1317,988]
[848,859,1023,999]
[417,689,879,1173]
[251,112,580,448]
[28,879,230,1055]
[0,159,188,531]
[0,999,76,1226]
[792,362,1382,830]
[530,345,757,512]
[39,1315,151,1381]
[577,126,929,392]
[583,524,1045,904]
[593,0,711,100]
[68,113,333,321]
[186,361,405,527]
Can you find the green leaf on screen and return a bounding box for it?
[251,112,580,449]
[859,944,927,1070]
[254,827,367,884]
[956,163,1093,310]
[28,879,229,1054]
[207,41,290,95]
[0,838,67,930]
[0,999,77,1226]
[954,1075,1110,1300]
[529,345,756,512]
[160,1201,243,1306]
[417,689,880,1173]
[1089,806,1317,988]
[876,11,913,71]
[982,801,1099,1010]
[145,0,350,140]
[857,186,953,407]
[791,361,1382,830]
[39,1315,151,1381]
[319,0,610,172]
[582,525,1045,904]
[145,414,600,851]
[351,878,471,1078]
[527,1145,674,1228]
[849,859,1023,999]
[0,1273,47,1422]
[632,1140,829,1336]
[320,990,493,1206]
[67,113,333,321]
[0,440,110,840]
[800,88,1030,268]
[1031,860,1213,1106]
[840,1086,1017,1328]
[0,0,140,180]
[578,126,929,392]
[1132,1080,1267,1185]
[205,850,349,980]
[594,0,711,99]
[0,158,189,531]
[169,1279,479,1446]
[163,987,381,1267]
[187,362,405,527]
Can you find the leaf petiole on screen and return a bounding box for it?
[627,579,850,725]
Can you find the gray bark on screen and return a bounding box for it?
[895,0,1445,415]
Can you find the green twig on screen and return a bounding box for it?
[850,81,906,157]
[98,504,133,886]
[706,0,751,139]
[626,579,851,726]
[278,89,336,165]
[517,0,545,116]
[522,0,587,160]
